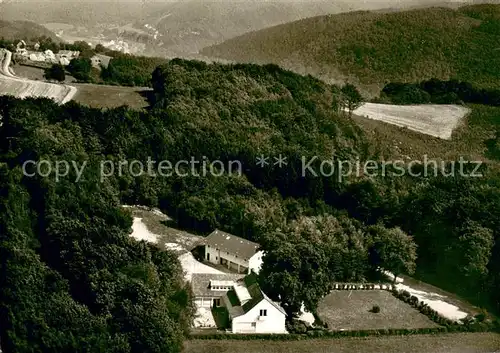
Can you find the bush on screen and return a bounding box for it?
[371,305,381,313]
[188,322,500,341]
[461,315,475,325]
[475,309,488,322]
[410,295,419,305]
[286,319,308,334]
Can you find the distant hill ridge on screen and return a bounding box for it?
[200,4,500,95]
[0,20,60,42]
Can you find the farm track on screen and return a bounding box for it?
[0,49,77,104]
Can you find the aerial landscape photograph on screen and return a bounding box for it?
[1,0,500,352]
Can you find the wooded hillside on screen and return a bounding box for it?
[1,59,500,351]
[201,4,500,93]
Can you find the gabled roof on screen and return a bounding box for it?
[262,291,287,316]
[58,50,78,56]
[204,229,260,260]
[236,273,287,317]
[191,273,244,297]
[91,54,112,68]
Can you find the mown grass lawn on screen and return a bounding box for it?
[72,83,151,109]
[317,290,439,330]
[184,333,500,353]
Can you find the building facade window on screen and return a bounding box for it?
[259,309,267,316]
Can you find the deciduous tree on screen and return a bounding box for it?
[44,64,66,82]
[368,224,417,283]
[341,83,363,117]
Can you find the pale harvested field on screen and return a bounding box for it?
[184,333,500,353]
[317,290,439,330]
[353,103,471,140]
[0,76,76,104]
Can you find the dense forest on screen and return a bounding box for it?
[201,4,500,94]
[1,56,500,350]
[377,79,500,106]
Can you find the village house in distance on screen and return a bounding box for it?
[204,229,264,274]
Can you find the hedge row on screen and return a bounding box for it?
[391,289,498,332]
[331,283,394,291]
[187,323,498,341]
[188,289,499,341]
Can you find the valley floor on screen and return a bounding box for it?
[184,333,500,353]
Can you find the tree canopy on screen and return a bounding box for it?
[1,56,500,351]
[44,63,66,82]
[259,214,369,316]
[367,224,417,283]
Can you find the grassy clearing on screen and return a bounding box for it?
[184,333,500,353]
[71,83,151,109]
[317,290,439,330]
[13,64,80,83]
[12,64,49,81]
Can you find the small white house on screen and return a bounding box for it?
[204,230,264,274]
[44,50,55,59]
[16,48,28,57]
[28,52,46,62]
[16,40,26,50]
[90,54,112,69]
[58,50,80,59]
[192,272,287,334]
[59,57,70,66]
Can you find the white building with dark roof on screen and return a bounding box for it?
[58,50,80,59]
[204,230,264,274]
[191,272,287,334]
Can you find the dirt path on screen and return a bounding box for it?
[0,49,77,104]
